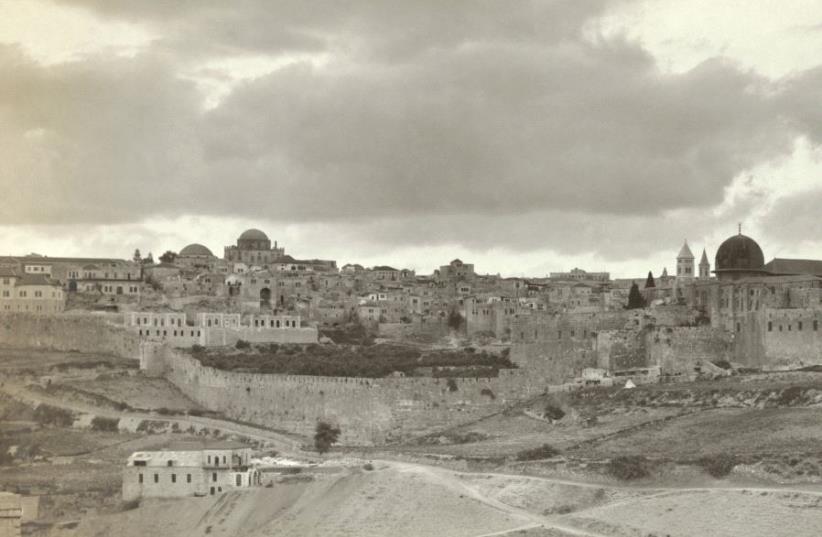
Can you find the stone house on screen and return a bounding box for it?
[122,441,259,501]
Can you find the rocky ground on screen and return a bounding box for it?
[2,348,822,536]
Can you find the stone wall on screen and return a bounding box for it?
[157,347,540,445]
[0,312,140,359]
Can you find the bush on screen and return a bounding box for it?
[33,404,74,427]
[699,453,737,478]
[480,388,496,399]
[314,421,341,454]
[778,386,803,406]
[515,444,560,461]
[363,463,375,471]
[90,416,119,432]
[121,499,140,511]
[544,404,565,421]
[607,455,651,480]
[191,344,206,355]
[235,339,251,350]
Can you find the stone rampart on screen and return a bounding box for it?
[0,312,140,359]
[158,347,540,445]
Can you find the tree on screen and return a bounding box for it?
[626,282,646,309]
[446,308,464,331]
[644,271,656,289]
[159,250,177,264]
[314,421,341,454]
[143,252,154,265]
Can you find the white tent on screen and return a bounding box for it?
[624,379,636,389]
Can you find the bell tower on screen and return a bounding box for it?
[676,240,695,279]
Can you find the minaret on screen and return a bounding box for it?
[677,240,694,278]
[699,248,710,279]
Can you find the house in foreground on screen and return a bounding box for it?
[122,441,259,501]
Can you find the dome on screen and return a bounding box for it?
[714,234,765,274]
[238,228,269,242]
[180,243,213,257]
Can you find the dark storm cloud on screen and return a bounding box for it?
[2,0,821,260]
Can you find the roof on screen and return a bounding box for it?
[715,234,765,272]
[180,243,214,257]
[764,258,822,277]
[0,268,17,278]
[372,265,398,272]
[14,274,61,287]
[238,228,269,242]
[677,240,694,259]
[699,248,709,265]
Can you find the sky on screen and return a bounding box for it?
[1,0,821,278]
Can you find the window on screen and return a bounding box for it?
[167,460,173,467]
[768,321,773,332]
[213,472,217,482]
[223,456,226,464]
[154,473,159,483]
[139,473,143,483]
[187,474,192,483]
[207,455,211,464]
[236,475,242,486]
[799,322,803,331]
[815,320,819,331]
[171,474,176,483]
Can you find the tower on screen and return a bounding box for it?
[699,248,710,279]
[676,240,694,278]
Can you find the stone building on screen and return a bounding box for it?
[223,229,285,265]
[549,268,610,282]
[122,441,259,501]
[0,271,65,314]
[0,492,22,537]
[177,243,218,270]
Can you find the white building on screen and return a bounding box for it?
[122,441,260,501]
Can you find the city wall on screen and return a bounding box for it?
[0,313,141,359]
[151,346,542,445]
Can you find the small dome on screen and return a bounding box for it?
[238,228,269,242]
[715,234,765,273]
[180,243,213,257]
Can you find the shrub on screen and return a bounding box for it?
[363,463,375,471]
[191,344,206,355]
[699,453,737,478]
[515,444,560,461]
[314,421,341,454]
[446,378,458,392]
[480,387,496,399]
[607,455,651,480]
[235,339,251,350]
[544,404,565,421]
[90,416,119,432]
[121,499,140,511]
[33,404,74,427]
[778,386,803,406]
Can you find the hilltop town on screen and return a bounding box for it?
[2,227,822,536]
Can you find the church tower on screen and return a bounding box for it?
[676,240,694,279]
[699,248,710,279]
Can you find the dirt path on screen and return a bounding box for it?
[1,381,309,455]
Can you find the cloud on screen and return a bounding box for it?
[1,0,821,267]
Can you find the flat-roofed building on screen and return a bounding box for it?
[122,441,259,501]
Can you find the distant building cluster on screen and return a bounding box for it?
[3,225,822,376]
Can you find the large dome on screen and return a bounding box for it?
[238,228,269,242]
[714,234,765,274]
[180,243,213,257]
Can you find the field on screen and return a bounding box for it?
[4,348,822,536]
[191,342,515,377]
